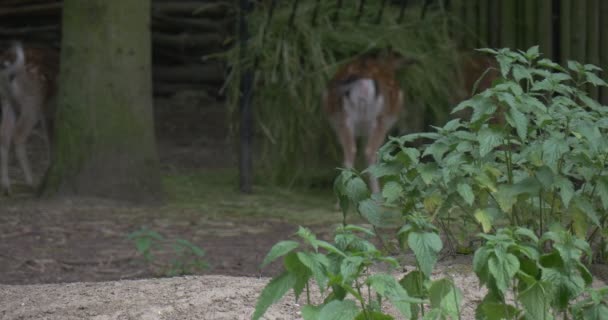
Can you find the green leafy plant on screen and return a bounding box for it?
[128,228,209,277]
[253,46,608,319]
[471,224,604,319]
[253,208,461,320]
[369,46,608,255]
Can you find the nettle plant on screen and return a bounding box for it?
[253,47,608,319]
[128,228,208,277]
[253,223,460,320]
[373,46,608,251]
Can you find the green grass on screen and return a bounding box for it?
[162,169,343,226]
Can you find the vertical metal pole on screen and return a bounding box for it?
[239,0,253,193]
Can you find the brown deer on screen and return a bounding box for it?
[323,51,414,194]
[0,42,59,195]
[451,52,501,122]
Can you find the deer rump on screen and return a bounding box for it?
[323,54,404,194]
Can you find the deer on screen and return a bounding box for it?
[0,42,59,195]
[322,50,415,195]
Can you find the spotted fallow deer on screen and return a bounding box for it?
[323,51,415,194]
[0,42,59,195]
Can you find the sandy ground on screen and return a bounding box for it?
[1,264,487,320]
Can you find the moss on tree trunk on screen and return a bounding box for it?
[42,0,163,202]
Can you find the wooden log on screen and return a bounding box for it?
[152,14,231,33]
[0,2,61,17]
[586,0,599,99]
[537,0,553,60]
[152,1,232,18]
[152,32,224,50]
[153,64,225,84]
[600,0,608,104]
[153,82,222,97]
[0,25,59,36]
[500,0,517,49]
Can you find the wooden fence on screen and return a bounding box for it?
[450,0,608,104]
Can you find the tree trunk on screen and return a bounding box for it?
[42,0,163,203]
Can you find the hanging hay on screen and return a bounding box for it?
[221,0,465,188]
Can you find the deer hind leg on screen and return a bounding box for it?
[335,120,356,170]
[1,99,16,194]
[13,100,41,187]
[364,118,394,194]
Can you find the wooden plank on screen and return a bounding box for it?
[560,0,572,64]
[586,0,600,99]
[523,0,537,50]
[488,0,500,48]
[478,0,489,47]
[600,0,608,104]
[570,0,587,63]
[464,0,479,48]
[500,0,517,49]
[537,0,553,60]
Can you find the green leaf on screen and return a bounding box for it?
[345,176,369,203]
[408,231,443,277]
[399,270,426,298]
[297,227,318,250]
[358,199,382,227]
[297,252,329,292]
[473,247,491,285]
[318,300,360,320]
[495,185,518,213]
[525,45,540,59]
[284,252,311,300]
[475,209,493,233]
[488,253,520,295]
[428,278,463,318]
[506,106,528,141]
[477,127,504,157]
[382,181,403,203]
[542,136,569,171]
[302,305,322,320]
[261,240,300,268]
[585,71,607,86]
[595,176,608,210]
[519,281,552,320]
[418,163,439,185]
[341,225,376,237]
[252,271,297,320]
[355,311,394,320]
[572,196,600,227]
[368,274,416,319]
[340,256,364,284]
[554,176,574,208]
[457,183,475,206]
[477,301,521,320]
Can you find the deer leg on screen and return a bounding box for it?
[1,100,16,194]
[337,122,357,170]
[13,103,39,187]
[364,119,392,194]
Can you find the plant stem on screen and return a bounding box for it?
[355,281,370,319]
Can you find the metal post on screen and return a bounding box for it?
[239,0,254,193]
